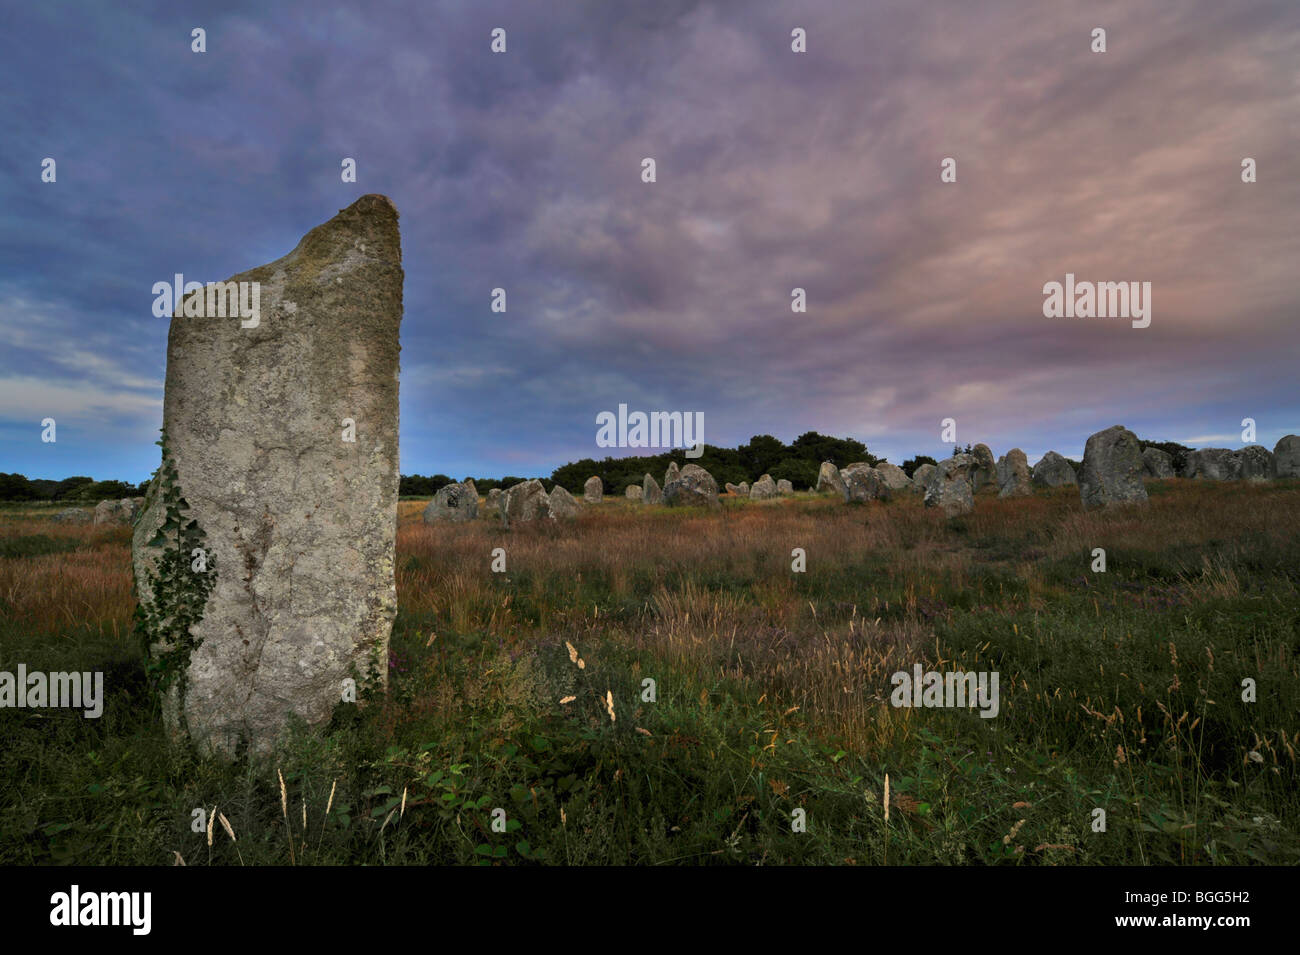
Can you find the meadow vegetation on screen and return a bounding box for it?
[1,480,1296,865]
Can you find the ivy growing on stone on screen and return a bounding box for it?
[133,430,216,732]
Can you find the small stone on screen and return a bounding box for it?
[423,482,479,523]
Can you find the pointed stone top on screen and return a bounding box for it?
[341,194,399,218]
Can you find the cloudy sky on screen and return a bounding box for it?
[2,0,1297,482]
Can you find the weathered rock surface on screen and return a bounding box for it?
[876,462,911,493]
[1275,435,1300,478]
[625,484,643,501]
[738,482,750,496]
[1183,448,1239,481]
[750,474,778,500]
[463,479,477,500]
[1141,447,1175,478]
[923,456,974,516]
[423,482,478,522]
[94,498,140,525]
[724,482,744,495]
[485,487,502,513]
[547,484,580,519]
[842,463,890,503]
[1237,445,1274,480]
[996,449,1032,498]
[132,194,404,756]
[911,463,936,493]
[643,473,662,504]
[501,479,550,524]
[664,463,720,509]
[815,461,847,500]
[1079,425,1148,509]
[583,476,603,503]
[1032,451,1077,487]
[970,444,996,490]
[776,478,794,495]
[663,461,680,488]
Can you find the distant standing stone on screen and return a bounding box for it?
[996,449,1032,498]
[547,484,580,519]
[423,482,478,523]
[1183,448,1239,481]
[924,457,974,516]
[1141,447,1175,478]
[94,498,140,525]
[1274,435,1300,478]
[583,476,603,503]
[54,507,92,524]
[776,478,794,495]
[501,479,550,525]
[625,484,644,501]
[1032,451,1078,487]
[816,461,847,500]
[750,474,778,500]
[664,463,720,509]
[970,444,996,491]
[1236,445,1274,480]
[485,487,502,512]
[643,473,662,504]
[664,461,680,489]
[1079,425,1148,509]
[842,463,890,503]
[876,462,911,493]
[911,463,936,493]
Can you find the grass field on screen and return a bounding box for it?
[1,480,1297,865]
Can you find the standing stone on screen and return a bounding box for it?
[750,474,778,500]
[776,478,794,495]
[923,457,974,516]
[724,482,743,495]
[738,482,750,496]
[643,473,662,504]
[583,476,603,503]
[485,487,503,513]
[1183,448,1239,481]
[970,444,996,490]
[1236,445,1274,480]
[94,498,140,525]
[1274,435,1300,478]
[815,461,848,500]
[996,449,1032,498]
[501,479,550,524]
[911,463,936,494]
[664,463,720,509]
[132,194,403,756]
[625,484,643,501]
[1079,425,1148,509]
[1032,451,1078,487]
[463,479,478,500]
[876,462,911,493]
[547,485,580,519]
[842,463,890,503]
[423,482,478,523]
[1141,447,1175,478]
[664,461,680,489]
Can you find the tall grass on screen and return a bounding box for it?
[1,483,1296,864]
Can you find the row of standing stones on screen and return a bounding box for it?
[113,197,1299,757]
[424,429,1300,526]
